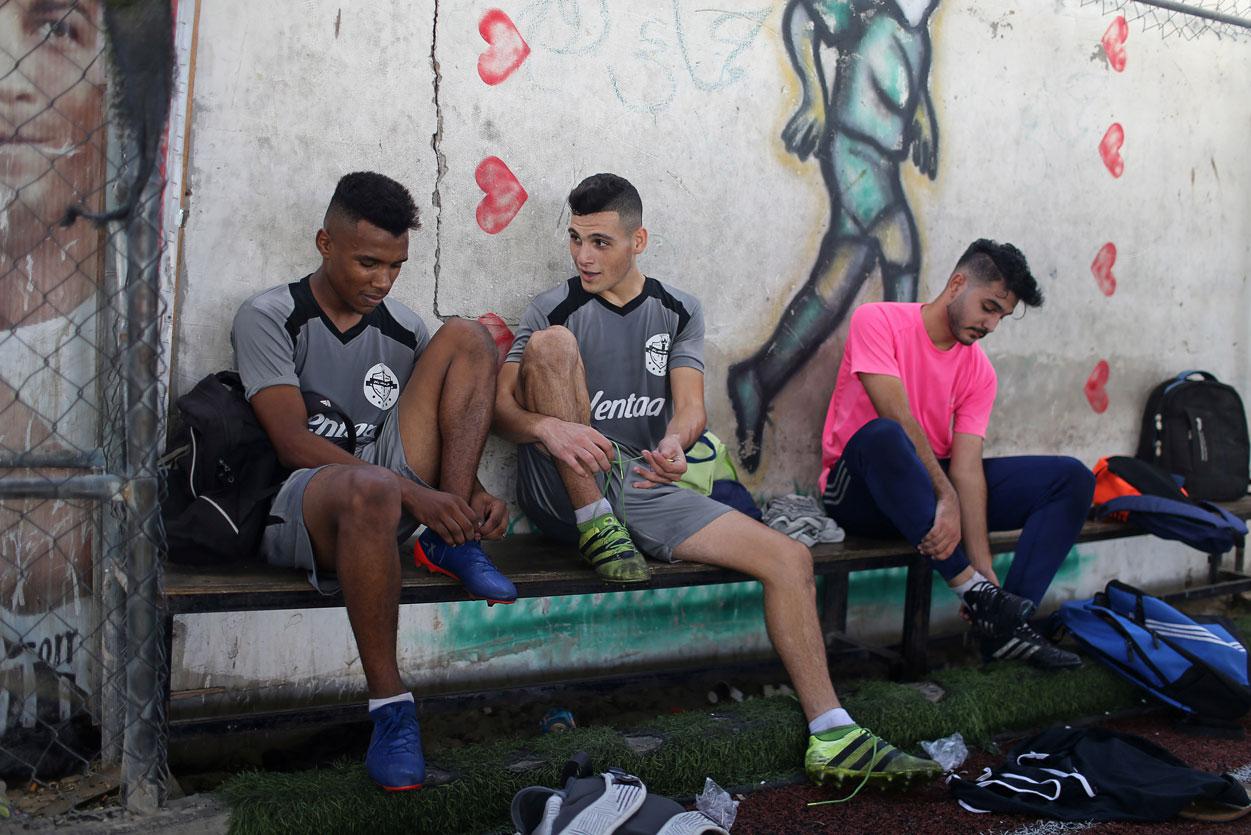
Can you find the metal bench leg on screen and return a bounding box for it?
[899,556,932,680]
[1209,551,1223,585]
[819,568,849,647]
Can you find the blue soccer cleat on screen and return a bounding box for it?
[414,528,517,604]
[366,699,425,791]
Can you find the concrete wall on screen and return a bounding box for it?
[168,0,1251,713]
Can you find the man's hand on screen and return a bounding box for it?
[537,418,616,478]
[470,487,508,541]
[920,491,961,559]
[404,484,477,546]
[782,100,825,161]
[906,96,939,180]
[633,434,687,489]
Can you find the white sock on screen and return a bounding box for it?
[809,707,854,735]
[951,571,989,600]
[574,498,612,525]
[368,691,414,713]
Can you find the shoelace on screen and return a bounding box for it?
[966,581,1019,633]
[807,732,880,807]
[376,708,420,755]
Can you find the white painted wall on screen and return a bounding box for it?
[170,0,1251,713]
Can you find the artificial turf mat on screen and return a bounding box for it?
[219,660,1144,835]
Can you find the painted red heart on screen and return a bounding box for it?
[478,9,530,86]
[1091,242,1117,296]
[476,312,515,365]
[475,156,528,234]
[1099,123,1124,178]
[1085,359,1110,414]
[1101,15,1128,72]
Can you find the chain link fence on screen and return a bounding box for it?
[1083,0,1251,39]
[0,0,172,816]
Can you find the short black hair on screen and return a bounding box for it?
[567,173,642,230]
[955,239,1043,308]
[325,171,419,237]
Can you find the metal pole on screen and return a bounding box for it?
[1133,0,1251,29]
[0,475,124,501]
[120,163,167,814]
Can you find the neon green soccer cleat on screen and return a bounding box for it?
[805,726,943,788]
[577,514,650,583]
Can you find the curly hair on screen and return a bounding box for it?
[956,239,1043,308]
[325,171,420,236]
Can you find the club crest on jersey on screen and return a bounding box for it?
[363,362,400,409]
[644,333,670,377]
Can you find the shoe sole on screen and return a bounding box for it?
[379,782,423,792]
[413,544,517,605]
[809,767,941,788]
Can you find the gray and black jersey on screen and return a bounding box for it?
[232,275,430,452]
[506,276,704,452]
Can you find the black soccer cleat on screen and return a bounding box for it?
[963,581,1036,638]
[983,623,1083,669]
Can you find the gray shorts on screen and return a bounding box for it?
[261,405,428,595]
[516,443,731,561]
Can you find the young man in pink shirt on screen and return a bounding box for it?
[821,240,1095,669]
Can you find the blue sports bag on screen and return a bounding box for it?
[1057,580,1251,721]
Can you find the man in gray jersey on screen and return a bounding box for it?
[494,173,942,786]
[232,172,515,792]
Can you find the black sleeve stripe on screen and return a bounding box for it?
[373,303,419,351]
[284,276,320,344]
[648,278,691,336]
[546,277,593,327]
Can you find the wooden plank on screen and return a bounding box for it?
[163,496,1251,614]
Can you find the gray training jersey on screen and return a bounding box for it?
[232,275,430,451]
[506,276,704,452]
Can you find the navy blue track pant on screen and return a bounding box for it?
[822,419,1096,604]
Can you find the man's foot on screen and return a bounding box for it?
[577,513,649,583]
[983,623,1083,669]
[414,529,517,604]
[366,700,425,791]
[962,581,1036,638]
[805,725,943,787]
[727,359,766,473]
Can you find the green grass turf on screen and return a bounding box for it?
[219,660,1143,835]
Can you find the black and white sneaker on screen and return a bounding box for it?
[982,623,1082,669]
[963,581,1036,638]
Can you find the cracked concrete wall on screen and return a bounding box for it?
[170,1,1249,711]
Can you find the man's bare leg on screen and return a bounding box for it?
[515,325,648,582]
[302,464,406,698]
[516,325,601,507]
[677,511,943,785]
[395,317,498,500]
[674,511,839,720]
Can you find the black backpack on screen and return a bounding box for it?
[1136,370,1250,501]
[160,372,287,566]
[161,372,359,566]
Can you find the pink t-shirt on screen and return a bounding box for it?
[818,303,997,493]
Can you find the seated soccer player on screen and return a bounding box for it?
[819,239,1096,668]
[494,173,943,786]
[232,172,516,791]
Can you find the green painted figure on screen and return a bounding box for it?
[729,0,940,472]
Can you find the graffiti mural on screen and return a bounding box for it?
[728,0,940,472]
[0,0,105,776]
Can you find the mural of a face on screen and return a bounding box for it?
[0,0,105,327]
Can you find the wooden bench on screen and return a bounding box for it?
[162,496,1251,732]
